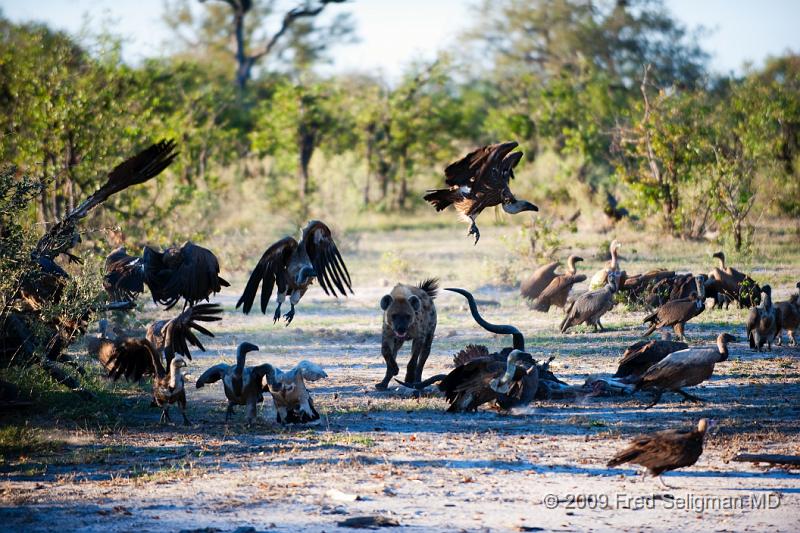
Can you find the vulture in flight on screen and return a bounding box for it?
[424,141,538,244]
[607,419,714,488]
[237,220,352,324]
[102,242,230,309]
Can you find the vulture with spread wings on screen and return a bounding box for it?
[102,242,229,309]
[236,220,353,324]
[424,141,538,244]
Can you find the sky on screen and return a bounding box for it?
[1,0,799,79]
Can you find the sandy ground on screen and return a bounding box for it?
[2,226,799,532]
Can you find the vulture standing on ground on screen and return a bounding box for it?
[707,251,760,308]
[642,291,705,340]
[560,271,621,333]
[746,285,781,352]
[589,240,622,290]
[102,242,229,309]
[262,360,328,424]
[607,419,714,488]
[237,220,352,325]
[631,333,736,408]
[423,141,538,244]
[621,269,675,305]
[196,342,272,425]
[775,282,800,347]
[613,331,689,380]
[522,255,586,312]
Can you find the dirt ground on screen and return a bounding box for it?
[2,225,799,532]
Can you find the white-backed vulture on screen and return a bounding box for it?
[423,141,538,244]
[262,361,328,424]
[775,282,800,347]
[631,333,736,408]
[707,251,761,308]
[560,271,621,333]
[237,220,352,324]
[195,342,271,425]
[589,240,622,290]
[607,419,713,488]
[642,292,705,340]
[527,256,586,312]
[746,285,781,352]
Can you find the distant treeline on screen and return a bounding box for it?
[0,0,798,250]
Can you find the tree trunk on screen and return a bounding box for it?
[298,131,315,201]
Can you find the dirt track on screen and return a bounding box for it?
[2,226,799,532]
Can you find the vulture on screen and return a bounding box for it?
[560,271,621,333]
[746,285,781,352]
[630,333,736,408]
[588,240,622,290]
[196,342,272,425]
[423,141,538,244]
[621,269,675,305]
[262,360,328,424]
[102,242,230,309]
[237,220,352,324]
[94,304,221,376]
[707,251,760,308]
[522,255,586,312]
[607,419,714,488]
[613,332,689,380]
[775,282,800,347]
[642,292,705,340]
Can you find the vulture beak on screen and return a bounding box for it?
[502,200,538,214]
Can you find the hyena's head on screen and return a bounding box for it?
[380,286,421,340]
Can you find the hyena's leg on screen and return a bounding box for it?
[414,333,435,383]
[376,336,403,390]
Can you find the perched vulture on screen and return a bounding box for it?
[523,255,586,312]
[642,292,705,340]
[560,271,621,333]
[588,240,622,290]
[631,333,736,408]
[196,342,271,425]
[613,332,689,380]
[775,283,800,347]
[746,285,781,352]
[424,141,538,244]
[262,360,328,424]
[607,419,714,488]
[237,220,352,324]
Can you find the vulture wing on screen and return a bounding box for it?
[444,141,519,187]
[106,338,165,382]
[169,242,229,307]
[288,360,328,382]
[536,274,587,304]
[103,246,144,301]
[236,237,297,314]
[453,344,491,367]
[302,221,353,297]
[162,303,223,359]
[196,364,231,388]
[520,261,561,300]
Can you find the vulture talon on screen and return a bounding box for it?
[284,306,295,325]
[273,304,282,324]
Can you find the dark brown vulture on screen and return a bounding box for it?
[424,141,538,244]
[642,292,705,340]
[103,246,145,302]
[746,285,781,352]
[707,251,760,308]
[775,283,800,347]
[522,255,586,312]
[607,419,714,488]
[613,332,689,380]
[560,271,621,333]
[630,333,735,408]
[236,220,352,324]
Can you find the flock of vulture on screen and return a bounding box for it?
[5,139,799,486]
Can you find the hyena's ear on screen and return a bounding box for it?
[408,295,421,311]
[380,295,393,310]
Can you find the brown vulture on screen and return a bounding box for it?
[261,360,328,424]
[607,419,714,488]
[775,282,800,347]
[642,292,705,340]
[423,141,538,244]
[613,332,689,380]
[630,333,736,408]
[746,285,781,352]
[236,220,352,324]
[707,251,760,308]
[560,271,622,333]
[522,255,586,312]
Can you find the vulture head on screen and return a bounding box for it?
[490,350,534,394]
[501,196,538,215]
